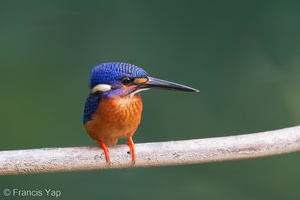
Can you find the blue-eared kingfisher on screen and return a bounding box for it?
[83,62,198,163]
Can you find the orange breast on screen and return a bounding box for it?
[84,94,143,143]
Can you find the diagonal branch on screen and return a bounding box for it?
[0,126,300,175]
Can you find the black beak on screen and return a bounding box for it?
[141,77,199,92]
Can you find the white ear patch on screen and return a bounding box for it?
[92,84,112,93]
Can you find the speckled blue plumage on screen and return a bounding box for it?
[83,62,149,124]
[83,93,101,124]
[89,62,148,89]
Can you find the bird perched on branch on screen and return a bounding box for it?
[83,62,198,163]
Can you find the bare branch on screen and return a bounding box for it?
[0,126,300,175]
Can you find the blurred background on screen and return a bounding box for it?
[1,0,300,199]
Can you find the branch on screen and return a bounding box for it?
[1,126,300,175]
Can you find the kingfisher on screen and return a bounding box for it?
[83,62,198,163]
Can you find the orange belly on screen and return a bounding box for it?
[84,94,143,145]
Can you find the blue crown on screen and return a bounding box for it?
[89,62,148,89]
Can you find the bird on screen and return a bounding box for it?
[83,62,198,163]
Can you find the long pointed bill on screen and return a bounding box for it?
[141,77,199,92]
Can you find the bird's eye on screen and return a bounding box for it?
[121,77,134,86]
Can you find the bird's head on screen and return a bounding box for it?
[89,62,198,98]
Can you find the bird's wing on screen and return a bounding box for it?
[83,93,102,124]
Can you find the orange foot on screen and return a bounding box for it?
[98,140,110,162]
[126,137,136,163]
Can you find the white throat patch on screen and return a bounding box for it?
[129,88,150,97]
[91,84,112,93]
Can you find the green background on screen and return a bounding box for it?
[1,1,300,199]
